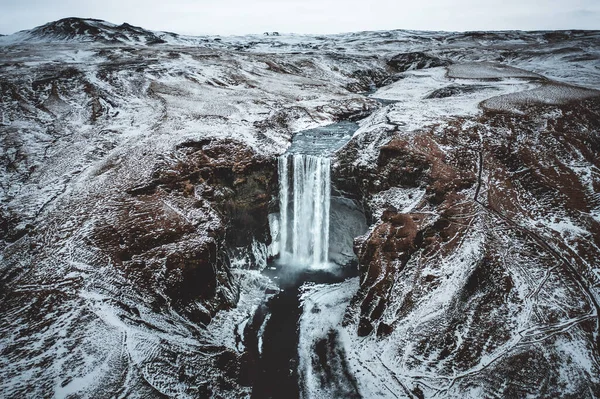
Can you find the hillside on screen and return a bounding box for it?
[1,18,599,398]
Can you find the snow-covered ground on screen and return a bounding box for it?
[1,18,600,398]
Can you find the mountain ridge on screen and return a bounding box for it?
[2,17,600,45]
[2,17,175,45]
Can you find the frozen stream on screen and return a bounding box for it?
[249,121,366,398]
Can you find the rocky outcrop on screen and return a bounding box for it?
[317,97,382,121]
[345,68,396,93]
[169,139,277,248]
[387,51,451,72]
[334,127,477,220]
[91,138,277,324]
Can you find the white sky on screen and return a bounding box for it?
[1,0,599,35]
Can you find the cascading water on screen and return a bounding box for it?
[278,154,331,266]
[252,121,364,398]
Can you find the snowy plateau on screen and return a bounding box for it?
[1,17,600,399]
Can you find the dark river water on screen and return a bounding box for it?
[250,261,358,398]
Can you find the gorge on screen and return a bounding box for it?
[250,120,365,398]
[1,18,600,399]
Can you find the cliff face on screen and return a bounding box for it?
[2,19,600,398]
[333,90,600,396]
[90,138,279,325]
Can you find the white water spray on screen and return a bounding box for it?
[278,154,331,266]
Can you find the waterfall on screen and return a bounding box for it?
[278,154,331,266]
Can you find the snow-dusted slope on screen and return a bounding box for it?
[332,58,600,399]
[1,18,599,398]
[0,18,176,45]
[0,24,382,398]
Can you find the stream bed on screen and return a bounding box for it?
[250,262,359,398]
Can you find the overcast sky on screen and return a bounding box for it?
[1,0,599,36]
